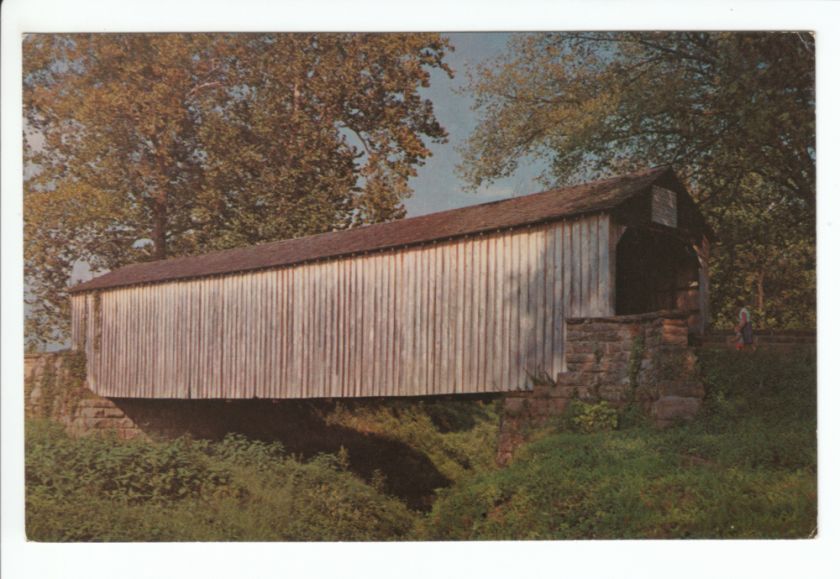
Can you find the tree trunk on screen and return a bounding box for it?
[756,269,765,312]
[152,200,168,260]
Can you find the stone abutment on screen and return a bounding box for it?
[496,311,705,465]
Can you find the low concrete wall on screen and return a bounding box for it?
[497,311,704,464]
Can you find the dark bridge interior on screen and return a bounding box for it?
[615,227,700,316]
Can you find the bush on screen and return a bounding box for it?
[322,398,499,481]
[566,400,619,433]
[25,421,417,542]
[26,421,238,505]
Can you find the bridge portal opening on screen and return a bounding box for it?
[615,227,700,316]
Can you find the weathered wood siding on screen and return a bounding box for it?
[72,214,612,399]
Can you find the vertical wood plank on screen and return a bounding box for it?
[466,240,474,393]
[313,265,323,398]
[553,224,565,374]
[499,235,508,390]
[320,263,329,398]
[475,237,486,391]
[398,252,408,396]
[312,264,321,398]
[580,218,590,317]
[435,244,445,394]
[336,260,345,398]
[517,232,529,389]
[422,247,431,395]
[286,267,295,398]
[374,254,383,397]
[350,258,356,398]
[257,272,266,398]
[298,266,307,397]
[491,235,502,391]
[414,249,423,395]
[225,275,234,398]
[355,257,364,398]
[364,256,374,397]
[446,242,457,392]
[461,241,471,392]
[203,279,211,399]
[414,249,424,396]
[391,252,400,396]
[321,264,329,397]
[382,253,391,397]
[598,214,611,317]
[542,227,553,374]
[532,231,542,377]
[438,243,449,392]
[571,220,580,317]
[452,243,462,394]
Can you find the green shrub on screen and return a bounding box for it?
[323,398,499,481]
[566,400,619,433]
[26,421,238,505]
[25,421,417,542]
[617,403,651,429]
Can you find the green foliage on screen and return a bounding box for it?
[64,350,87,385]
[23,33,453,345]
[27,352,89,419]
[617,402,650,430]
[460,32,815,330]
[618,336,653,427]
[708,173,815,330]
[25,424,417,541]
[423,349,816,540]
[565,400,619,433]
[627,335,645,390]
[323,398,499,482]
[26,422,239,506]
[34,357,58,417]
[695,348,816,434]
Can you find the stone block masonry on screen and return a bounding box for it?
[25,352,145,440]
[497,311,705,465]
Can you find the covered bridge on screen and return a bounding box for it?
[70,166,712,400]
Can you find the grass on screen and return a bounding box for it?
[423,348,817,539]
[25,347,816,541]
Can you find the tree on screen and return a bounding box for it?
[459,32,815,328]
[24,33,452,345]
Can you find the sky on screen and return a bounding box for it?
[404,32,547,217]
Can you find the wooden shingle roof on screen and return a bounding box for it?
[70,166,687,293]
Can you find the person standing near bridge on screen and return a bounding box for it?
[734,304,755,352]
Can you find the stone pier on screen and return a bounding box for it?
[497,311,704,465]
